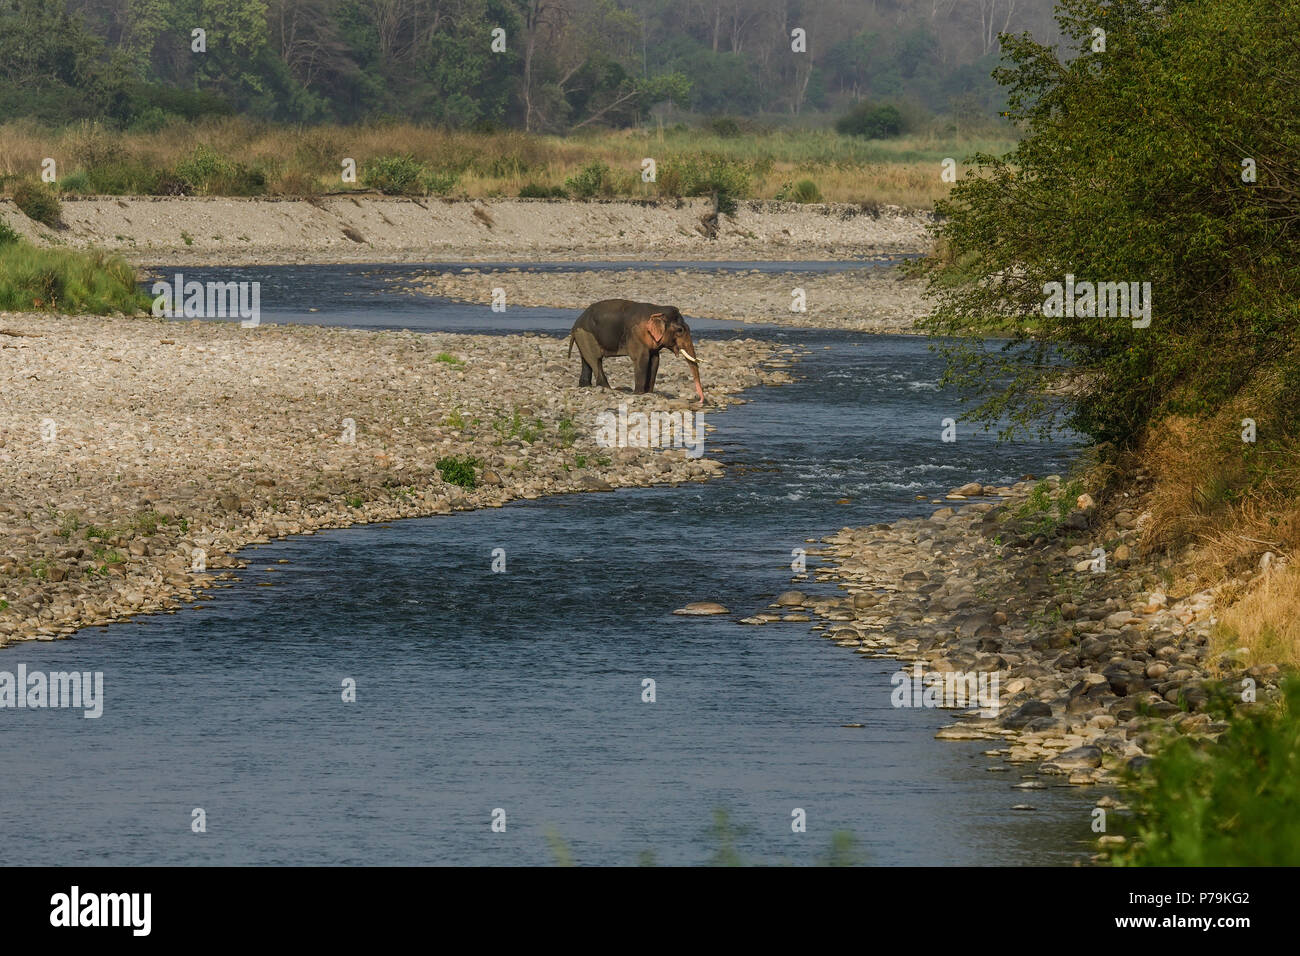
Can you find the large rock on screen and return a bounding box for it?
[672,602,729,616]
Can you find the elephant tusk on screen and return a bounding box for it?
[680,350,703,365]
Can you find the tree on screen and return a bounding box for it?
[922,0,1300,447]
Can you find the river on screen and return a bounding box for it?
[0,263,1093,866]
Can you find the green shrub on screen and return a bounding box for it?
[423,169,459,196]
[564,160,611,199]
[85,161,162,195]
[172,145,265,196]
[0,243,148,313]
[836,102,905,139]
[657,154,751,215]
[436,455,481,488]
[57,171,93,195]
[0,218,20,245]
[518,182,566,199]
[362,154,428,196]
[705,115,742,138]
[1108,678,1300,865]
[11,181,63,228]
[777,178,823,203]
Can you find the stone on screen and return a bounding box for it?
[1043,745,1103,771]
[672,602,729,616]
[774,590,806,607]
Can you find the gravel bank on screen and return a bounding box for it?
[1,196,933,266]
[0,313,791,645]
[724,477,1282,816]
[399,264,930,332]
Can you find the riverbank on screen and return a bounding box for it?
[758,475,1283,827]
[398,264,930,332]
[0,196,933,266]
[0,312,790,645]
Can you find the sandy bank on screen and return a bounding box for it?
[399,264,930,332]
[0,196,933,266]
[0,313,792,645]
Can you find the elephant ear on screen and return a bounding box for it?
[644,313,667,346]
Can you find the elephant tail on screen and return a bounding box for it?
[567,334,574,357]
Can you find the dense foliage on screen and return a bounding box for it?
[0,1,1055,131]
[922,0,1300,447]
[1108,679,1300,866]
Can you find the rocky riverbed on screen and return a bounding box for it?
[399,264,930,332]
[728,476,1282,826]
[0,313,791,645]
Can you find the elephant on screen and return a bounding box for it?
[567,299,704,402]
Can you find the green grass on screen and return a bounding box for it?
[0,241,148,313]
[435,352,464,365]
[436,455,480,488]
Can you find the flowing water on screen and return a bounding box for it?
[0,264,1094,866]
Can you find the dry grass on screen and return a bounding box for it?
[1215,562,1300,670]
[0,118,1014,208]
[1136,373,1300,670]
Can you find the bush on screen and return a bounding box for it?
[361,154,427,196]
[0,218,20,245]
[776,179,823,203]
[11,181,63,228]
[518,182,567,199]
[564,160,611,199]
[1107,678,1300,865]
[84,161,162,195]
[921,0,1300,446]
[436,455,480,488]
[704,115,742,138]
[57,171,93,195]
[0,244,148,313]
[836,102,905,139]
[172,145,265,196]
[422,169,459,196]
[657,154,751,215]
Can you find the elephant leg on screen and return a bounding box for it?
[646,351,661,392]
[593,355,610,388]
[573,330,606,387]
[629,343,650,393]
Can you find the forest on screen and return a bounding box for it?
[0,0,1056,130]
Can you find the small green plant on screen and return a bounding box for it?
[435,352,464,365]
[443,408,467,429]
[557,418,577,447]
[776,179,823,203]
[564,160,610,199]
[131,510,165,535]
[422,169,459,195]
[346,495,364,508]
[11,181,63,228]
[181,230,194,246]
[0,218,20,245]
[436,455,481,488]
[362,154,428,196]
